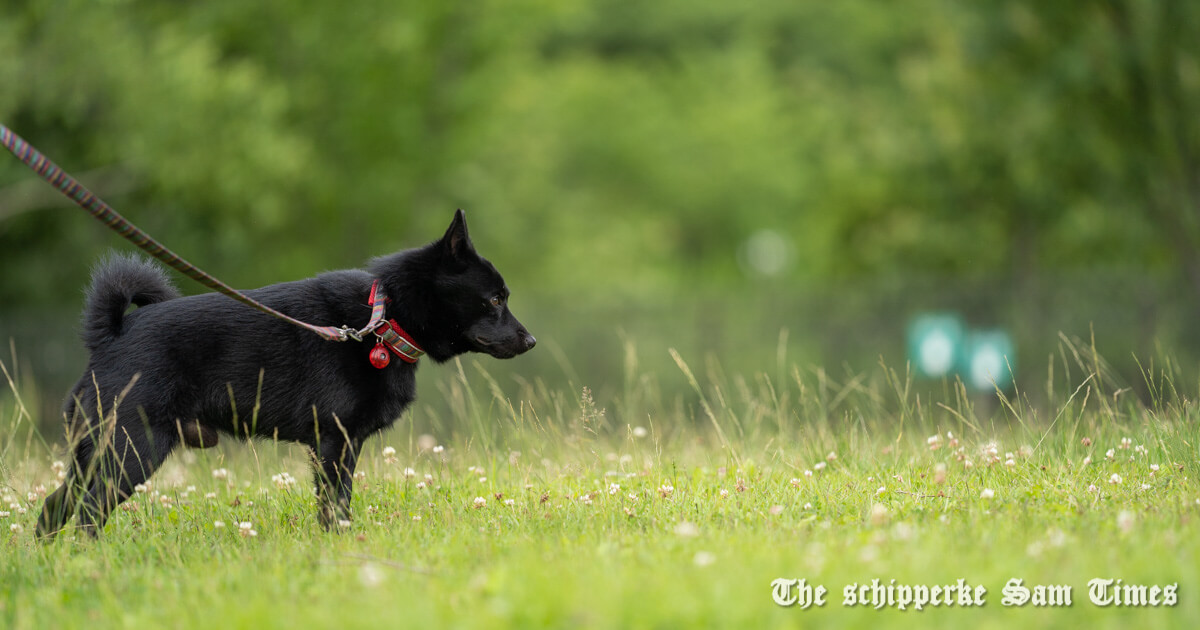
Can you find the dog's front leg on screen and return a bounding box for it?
[312,435,361,531]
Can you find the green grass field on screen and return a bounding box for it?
[2,341,1198,629]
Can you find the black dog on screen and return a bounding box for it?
[37,210,534,538]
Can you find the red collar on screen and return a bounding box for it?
[366,281,425,367]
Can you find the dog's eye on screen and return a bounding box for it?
[490,295,504,307]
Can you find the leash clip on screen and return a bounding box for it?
[339,326,363,342]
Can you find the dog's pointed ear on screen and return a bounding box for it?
[441,209,475,261]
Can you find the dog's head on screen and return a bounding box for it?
[373,210,536,362]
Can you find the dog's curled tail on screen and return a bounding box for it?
[82,253,180,350]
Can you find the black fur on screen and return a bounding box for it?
[37,210,535,538]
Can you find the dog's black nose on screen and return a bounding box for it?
[523,333,536,350]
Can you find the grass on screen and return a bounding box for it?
[1,337,1199,629]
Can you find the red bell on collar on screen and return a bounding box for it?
[369,342,391,369]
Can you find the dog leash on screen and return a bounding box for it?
[0,123,385,343]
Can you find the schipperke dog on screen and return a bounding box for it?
[38,210,535,538]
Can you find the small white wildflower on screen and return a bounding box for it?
[632,426,648,438]
[478,477,488,484]
[212,468,229,480]
[0,511,8,518]
[402,468,416,479]
[869,503,889,526]
[158,495,173,507]
[1110,473,1122,485]
[826,451,837,461]
[204,492,217,500]
[336,519,351,529]
[415,481,426,490]
[1141,483,1151,490]
[804,469,813,478]
[214,520,225,528]
[673,521,700,537]
[10,523,23,534]
[1005,459,1016,468]
[813,462,826,472]
[718,489,729,498]
[1088,484,1099,493]
[693,551,716,567]
[1105,449,1115,461]
[803,502,813,510]
[1117,510,1135,534]
[927,434,943,450]
[472,497,487,509]
[933,463,947,484]
[432,445,444,454]
[503,499,515,507]
[980,488,995,500]
[134,483,148,494]
[1150,464,1160,473]
[353,471,366,481]
[1082,456,1092,466]
[657,484,674,498]
[238,522,258,538]
[627,494,639,502]
[359,563,384,588]
[875,486,887,497]
[1120,437,1132,450]
[412,515,422,521]
[382,446,397,458]
[608,483,620,495]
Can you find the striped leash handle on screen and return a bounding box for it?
[0,123,371,342]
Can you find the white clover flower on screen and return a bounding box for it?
[673,521,700,537]
[718,489,729,498]
[1110,473,1122,485]
[503,499,515,507]
[1117,510,1135,534]
[415,481,427,490]
[657,484,674,498]
[927,434,943,450]
[205,492,217,500]
[632,426,648,438]
[214,521,225,528]
[980,488,995,500]
[1088,484,1099,493]
[608,483,620,495]
[432,445,444,454]
[803,502,813,510]
[10,523,23,534]
[1105,449,1116,460]
[1150,464,1160,473]
[472,497,487,509]
[875,486,887,497]
[813,462,826,472]
[804,469,813,478]
[212,468,229,480]
[826,451,838,462]
[134,483,148,494]
[869,503,889,526]
[402,468,416,479]
[1082,456,1092,466]
[382,446,396,458]
[1120,437,1132,450]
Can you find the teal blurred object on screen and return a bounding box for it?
[963,330,1015,391]
[906,313,964,379]
[907,314,1015,391]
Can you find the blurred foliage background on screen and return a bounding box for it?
[2,0,1199,430]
